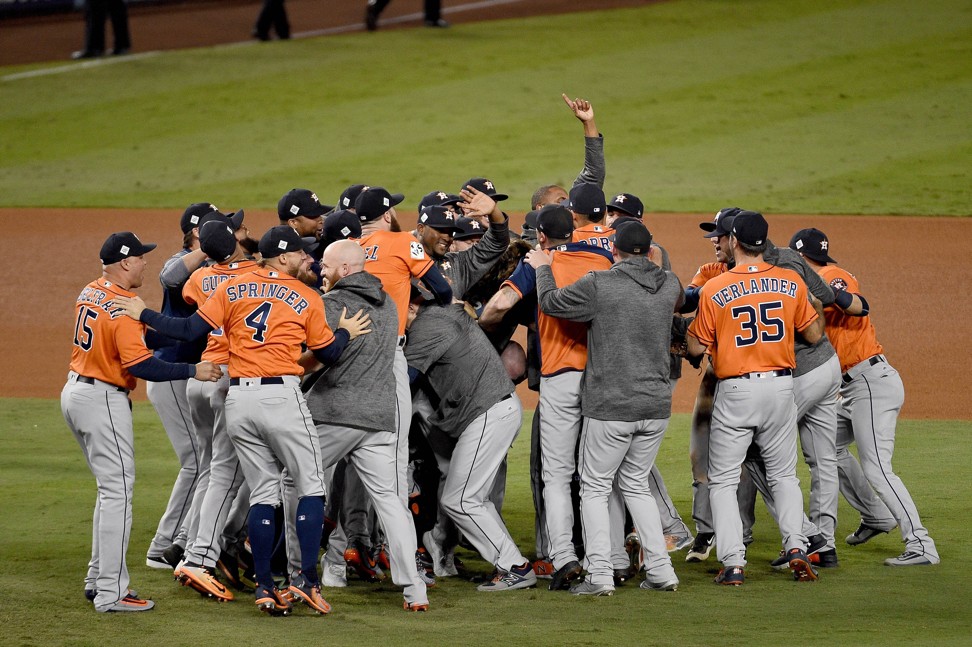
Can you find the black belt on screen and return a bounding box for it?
[842,355,885,383]
[230,377,285,386]
[77,375,129,394]
[500,393,513,402]
[733,368,792,380]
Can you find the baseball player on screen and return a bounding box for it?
[116,226,372,615]
[404,293,536,592]
[566,183,613,250]
[686,211,824,585]
[365,0,447,30]
[480,205,614,591]
[790,228,940,566]
[174,219,259,602]
[146,202,243,570]
[527,220,684,596]
[63,231,221,612]
[297,240,430,610]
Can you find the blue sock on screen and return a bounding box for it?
[296,496,324,584]
[247,504,276,590]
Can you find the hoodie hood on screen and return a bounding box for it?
[611,255,667,293]
[330,270,387,306]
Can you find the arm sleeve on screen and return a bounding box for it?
[128,356,196,382]
[141,310,214,341]
[418,264,453,305]
[573,135,605,188]
[680,285,701,314]
[455,217,510,287]
[144,329,179,350]
[535,265,598,322]
[311,328,350,367]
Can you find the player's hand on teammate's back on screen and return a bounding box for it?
[193,361,222,382]
[339,307,372,339]
[524,249,552,269]
[113,295,146,320]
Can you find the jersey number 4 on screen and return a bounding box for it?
[731,301,784,347]
[244,301,273,343]
[73,306,98,351]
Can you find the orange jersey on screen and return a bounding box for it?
[816,265,883,372]
[689,262,728,288]
[689,262,818,379]
[70,277,153,391]
[197,268,335,378]
[503,243,614,376]
[183,260,259,365]
[357,230,434,335]
[571,223,614,251]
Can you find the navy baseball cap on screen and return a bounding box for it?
[607,193,644,219]
[259,225,317,258]
[611,220,652,254]
[701,207,743,238]
[453,216,486,241]
[338,184,368,210]
[564,182,606,217]
[523,209,539,230]
[181,203,219,234]
[418,205,462,232]
[100,231,157,264]
[789,228,837,264]
[418,190,462,212]
[462,177,508,202]
[536,204,574,240]
[199,219,237,263]
[278,188,332,221]
[355,187,405,222]
[731,211,768,246]
[322,209,362,246]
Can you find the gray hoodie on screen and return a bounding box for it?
[536,256,682,422]
[304,271,397,432]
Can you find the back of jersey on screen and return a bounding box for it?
[691,263,817,379]
[358,230,434,335]
[818,264,883,372]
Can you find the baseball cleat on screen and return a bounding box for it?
[216,551,246,591]
[254,584,292,616]
[811,548,840,568]
[476,562,538,592]
[807,534,828,556]
[162,544,185,569]
[423,531,458,577]
[665,534,694,553]
[883,551,940,566]
[288,573,331,614]
[532,559,554,579]
[549,560,583,591]
[570,580,615,596]
[145,554,171,570]
[686,533,715,563]
[375,544,391,571]
[714,566,745,586]
[624,531,642,571]
[84,589,97,602]
[176,563,234,601]
[101,592,155,612]
[640,576,679,592]
[344,543,385,582]
[787,548,818,582]
[614,565,638,586]
[403,599,430,612]
[846,523,894,546]
[321,559,348,588]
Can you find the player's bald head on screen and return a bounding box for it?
[324,239,366,272]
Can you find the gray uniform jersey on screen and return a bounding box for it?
[536,256,682,422]
[436,217,510,300]
[405,303,513,436]
[306,271,398,432]
[764,241,836,377]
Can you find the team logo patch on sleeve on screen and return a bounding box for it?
[410,241,425,260]
[830,278,848,290]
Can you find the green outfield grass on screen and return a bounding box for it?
[1,398,969,646]
[1,0,969,214]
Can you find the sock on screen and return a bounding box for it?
[296,496,325,584]
[247,504,277,589]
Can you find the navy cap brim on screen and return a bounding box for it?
[699,222,717,232]
[388,193,405,208]
[228,209,245,230]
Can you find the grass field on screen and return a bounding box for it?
[1,399,969,646]
[1,0,970,214]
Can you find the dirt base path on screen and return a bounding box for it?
[1,0,653,66]
[4,207,968,419]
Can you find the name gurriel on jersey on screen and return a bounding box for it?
[225,282,310,314]
[709,277,799,308]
